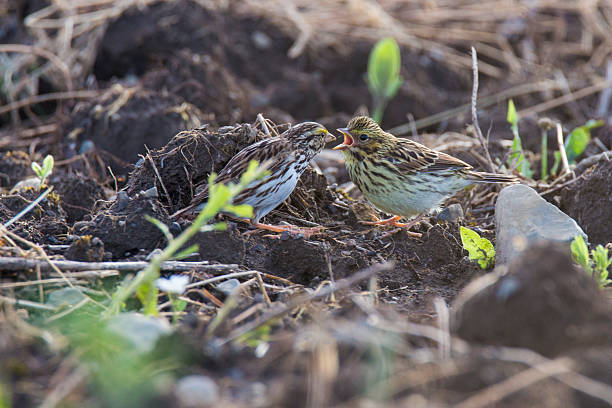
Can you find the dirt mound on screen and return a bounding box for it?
[560,157,612,245]
[452,243,612,356]
[75,191,169,259]
[61,87,203,176]
[51,173,106,223]
[124,124,264,214]
[0,187,68,244]
[0,151,31,188]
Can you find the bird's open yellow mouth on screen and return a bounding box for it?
[333,128,353,150]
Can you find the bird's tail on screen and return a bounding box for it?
[466,171,519,184]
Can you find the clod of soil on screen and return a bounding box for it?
[65,235,105,262]
[76,191,169,259]
[452,243,612,356]
[124,124,264,214]
[51,173,106,223]
[0,188,68,243]
[560,157,612,245]
[0,151,31,188]
[61,87,203,176]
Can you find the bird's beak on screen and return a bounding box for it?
[324,131,336,144]
[333,128,353,150]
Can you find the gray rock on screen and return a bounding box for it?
[495,184,586,265]
[436,203,464,222]
[175,375,219,407]
[215,279,240,296]
[46,287,87,308]
[106,313,172,354]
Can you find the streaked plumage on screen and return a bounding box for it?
[334,116,518,233]
[173,122,334,234]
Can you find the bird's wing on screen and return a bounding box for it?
[171,137,291,218]
[388,138,473,174]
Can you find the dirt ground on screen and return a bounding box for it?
[2,1,612,407]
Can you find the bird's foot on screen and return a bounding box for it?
[248,222,324,239]
[361,214,424,238]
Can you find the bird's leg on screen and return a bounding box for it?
[363,214,425,238]
[239,219,323,238]
[361,215,409,227]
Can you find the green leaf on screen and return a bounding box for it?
[174,299,187,313]
[367,37,403,123]
[136,281,158,316]
[42,154,54,175]
[172,244,199,260]
[507,99,518,129]
[565,120,603,163]
[223,204,253,218]
[31,162,42,177]
[460,226,495,269]
[551,151,561,176]
[570,235,591,272]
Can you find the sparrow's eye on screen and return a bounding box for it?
[359,134,369,141]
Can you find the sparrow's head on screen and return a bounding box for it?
[333,116,392,155]
[283,122,335,157]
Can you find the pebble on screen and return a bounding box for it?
[106,312,172,354]
[175,375,219,408]
[436,203,464,222]
[216,279,240,296]
[495,184,587,265]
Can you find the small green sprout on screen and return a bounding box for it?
[570,235,612,288]
[31,154,54,187]
[506,100,533,178]
[551,120,604,175]
[460,226,495,269]
[367,37,403,124]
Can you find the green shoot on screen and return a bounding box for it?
[460,226,495,269]
[367,37,403,123]
[31,154,54,187]
[106,160,267,316]
[570,235,612,288]
[551,120,604,175]
[540,128,548,180]
[505,100,533,178]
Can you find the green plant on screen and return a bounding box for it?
[31,154,54,187]
[107,160,267,316]
[551,120,604,175]
[460,226,495,269]
[506,100,533,178]
[570,235,612,288]
[367,37,403,124]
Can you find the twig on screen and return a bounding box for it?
[257,113,271,137]
[0,295,57,311]
[225,262,394,343]
[3,187,53,228]
[0,90,100,116]
[470,47,496,173]
[255,271,272,305]
[0,257,238,273]
[145,148,171,207]
[555,122,570,175]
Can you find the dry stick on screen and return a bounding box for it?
[555,122,570,175]
[225,262,394,343]
[145,148,172,207]
[3,187,53,228]
[517,78,612,117]
[257,113,271,137]
[455,358,572,408]
[0,90,100,116]
[255,271,272,305]
[0,257,238,273]
[0,44,74,91]
[388,79,559,135]
[470,47,496,173]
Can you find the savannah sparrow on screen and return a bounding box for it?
[334,116,518,237]
[172,122,335,236]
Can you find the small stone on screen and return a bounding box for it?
[115,191,130,211]
[436,203,464,222]
[46,287,87,308]
[143,186,158,199]
[495,184,586,265]
[252,31,272,49]
[175,375,219,408]
[170,222,182,235]
[216,279,240,296]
